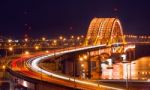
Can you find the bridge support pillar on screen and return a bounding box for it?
[98,55,102,79]
[61,56,80,77]
[87,51,91,79]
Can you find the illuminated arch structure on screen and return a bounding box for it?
[85,18,126,46]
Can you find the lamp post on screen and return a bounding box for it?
[121,54,129,90]
[5,47,14,64]
[73,56,76,89]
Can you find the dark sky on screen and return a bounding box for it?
[0,0,150,39]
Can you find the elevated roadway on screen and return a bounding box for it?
[8,44,125,90]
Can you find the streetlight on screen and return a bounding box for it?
[79,55,88,79]
[121,54,129,90]
[83,55,88,60]
[59,36,63,47]
[53,40,57,46]
[2,65,6,69]
[45,50,49,53]
[24,51,29,55]
[71,35,74,39]
[81,35,84,38]
[35,46,39,50]
[42,37,46,41]
[8,39,12,43]
[24,38,28,42]
[77,36,80,40]
[81,64,84,67]
[8,47,13,52]
[79,57,83,61]
[59,36,63,40]
[5,47,14,63]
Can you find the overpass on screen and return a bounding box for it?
[7,18,135,90]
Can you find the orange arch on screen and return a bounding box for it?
[85,18,125,46]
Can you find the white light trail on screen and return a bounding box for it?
[27,44,124,90]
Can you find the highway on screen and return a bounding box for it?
[9,44,126,90]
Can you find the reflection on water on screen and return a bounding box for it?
[101,56,150,80]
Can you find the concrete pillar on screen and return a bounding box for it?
[98,56,102,79]
[72,55,80,77]
[61,59,73,75]
[87,51,91,79]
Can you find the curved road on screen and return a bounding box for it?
[9,45,125,90]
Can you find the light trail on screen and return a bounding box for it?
[26,44,124,90]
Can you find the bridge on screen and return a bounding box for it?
[6,18,139,90]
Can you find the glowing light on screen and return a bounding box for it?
[59,36,63,40]
[79,57,83,61]
[107,58,112,66]
[25,51,29,55]
[71,35,74,39]
[77,36,80,40]
[8,39,12,43]
[83,55,88,59]
[2,65,6,69]
[124,45,135,52]
[63,38,66,41]
[81,64,84,67]
[25,38,28,42]
[23,81,28,87]
[35,46,39,50]
[53,40,57,43]
[121,54,126,61]
[45,50,49,53]
[8,47,13,51]
[81,35,84,38]
[27,44,123,90]
[42,37,46,41]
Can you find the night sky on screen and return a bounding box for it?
[0,0,150,39]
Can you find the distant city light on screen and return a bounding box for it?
[8,39,12,43]
[42,37,46,41]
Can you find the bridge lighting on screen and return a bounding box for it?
[25,51,29,55]
[8,47,13,51]
[2,65,6,69]
[83,55,88,59]
[124,45,135,52]
[45,50,49,53]
[79,57,83,61]
[35,46,39,50]
[81,64,84,67]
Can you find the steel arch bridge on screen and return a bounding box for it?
[85,18,126,46]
